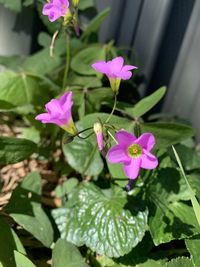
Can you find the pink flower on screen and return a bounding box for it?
[42,0,69,22]
[92,57,137,92]
[107,130,158,180]
[35,91,77,135]
[93,122,103,151]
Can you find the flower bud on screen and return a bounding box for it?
[93,122,103,151]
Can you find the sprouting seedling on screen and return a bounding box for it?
[172,145,200,228]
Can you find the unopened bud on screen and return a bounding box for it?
[93,122,103,151]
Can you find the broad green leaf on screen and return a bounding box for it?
[72,87,113,116]
[136,259,163,267]
[55,178,79,198]
[141,122,195,149]
[81,8,110,39]
[0,0,21,12]
[0,71,46,106]
[126,87,166,118]
[172,146,200,228]
[52,182,148,258]
[22,47,62,76]
[78,0,94,10]
[0,216,26,267]
[52,239,89,267]
[80,113,131,131]
[68,73,102,88]
[0,137,37,164]
[38,32,52,48]
[14,251,36,267]
[107,163,128,187]
[185,236,200,267]
[63,137,103,176]
[0,55,23,70]
[0,100,15,110]
[164,257,193,267]
[20,127,41,144]
[170,144,200,171]
[146,168,199,245]
[71,46,106,75]
[4,172,54,248]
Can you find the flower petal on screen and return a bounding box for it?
[96,133,103,151]
[92,61,109,74]
[118,70,132,80]
[135,133,156,151]
[115,130,136,147]
[59,91,73,111]
[110,57,124,73]
[140,150,158,169]
[35,113,51,123]
[107,145,130,163]
[123,158,141,179]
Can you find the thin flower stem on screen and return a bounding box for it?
[77,132,94,139]
[107,130,118,144]
[62,34,71,90]
[172,145,200,228]
[105,93,117,123]
[50,30,59,57]
[75,127,93,136]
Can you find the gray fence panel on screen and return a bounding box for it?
[163,0,200,141]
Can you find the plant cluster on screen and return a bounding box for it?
[0,1,200,267]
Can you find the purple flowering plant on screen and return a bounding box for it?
[0,1,200,266]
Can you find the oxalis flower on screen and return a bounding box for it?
[107,130,158,180]
[92,57,137,93]
[35,91,77,136]
[42,0,69,22]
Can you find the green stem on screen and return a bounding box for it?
[62,34,71,90]
[107,130,118,144]
[105,94,117,123]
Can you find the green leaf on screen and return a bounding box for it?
[20,127,41,144]
[136,259,163,267]
[52,239,89,267]
[164,257,193,267]
[0,55,23,70]
[0,216,26,267]
[126,87,167,118]
[63,137,103,176]
[22,47,62,76]
[14,251,36,267]
[172,146,200,228]
[0,0,21,12]
[141,122,195,149]
[185,236,200,267]
[52,182,148,258]
[71,46,106,75]
[0,100,15,110]
[0,71,45,106]
[146,168,199,245]
[78,0,94,10]
[55,178,79,198]
[81,8,110,39]
[170,144,200,171]
[68,73,102,88]
[80,113,131,131]
[0,137,37,164]
[4,172,54,248]
[107,163,128,187]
